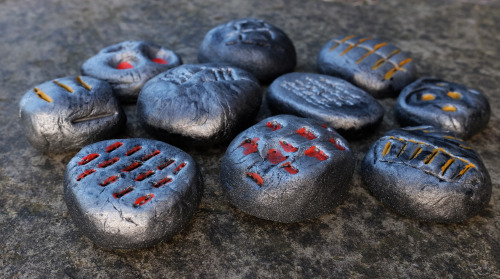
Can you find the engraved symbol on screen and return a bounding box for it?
[76,76,92,91]
[53,80,74,93]
[225,19,277,48]
[33,88,53,103]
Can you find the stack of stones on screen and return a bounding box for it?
[18,18,491,249]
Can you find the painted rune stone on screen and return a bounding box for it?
[395,77,491,139]
[220,115,355,223]
[361,126,491,223]
[317,35,417,98]
[198,18,296,83]
[137,63,262,147]
[64,138,203,249]
[266,72,384,138]
[19,76,126,153]
[81,41,182,103]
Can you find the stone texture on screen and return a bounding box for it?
[1,0,500,278]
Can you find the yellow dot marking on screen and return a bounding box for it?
[442,105,457,112]
[382,141,392,157]
[33,88,53,103]
[410,146,422,160]
[423,149,440,164]
[53,80,74,93]
[356,42,388,64]
[447,91,462,100]
[372,49,401,70]
[76,76,92,91]
[383,58,412,80]
[329,35,355,51]
[421,94,435,101]
[441,158,455,175]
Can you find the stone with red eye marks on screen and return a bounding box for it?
[198,18,296,83]
[361,126,491,223]
[317,35,417,98]
[81,41,182,103]
[395,77,491,139]
[18,76,126,153]
[64,138,203,249]
[220,115,355,223]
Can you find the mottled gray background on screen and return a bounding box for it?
[1,0,499,278]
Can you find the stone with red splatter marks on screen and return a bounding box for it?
[64,138,203,249]
[267,72,384,138]
[81,41,182,103]
[220,115,355,223]
[18,76,126,153]
[137,63,262,147]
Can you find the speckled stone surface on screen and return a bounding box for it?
[1,0,500,278]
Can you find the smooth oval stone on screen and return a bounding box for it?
[266,72,384,138]
[198,18,296,83]
[64,138,203,250]
[317,35,417,99]
[220,115,355,223]
[18,76,126,153]
[361,126,491,223]
[137,63,262,147]
[395,77,491,139]
[82,41,182,103]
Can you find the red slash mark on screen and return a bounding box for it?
[266,121,282,131]
[113,186,134,199]
[122,161,143,172]
[297,127,317,140]
[134,194,154,207]
[305,146,329,161]
[78,153,99,165]
[100,175,119,186]
[135,170,155,181]
[157,159,175,170]
[280,141,298,153]
[265,149,287,164]
[173,162,187,175]
[152,58,168,64]
[117,61,133,70]
[76,169,96,181]
[281,162,298,174]
[98,157,119,168]
[239,137,260,155]
[330,138,346,151]
[153,177,173,188]
[142,150,161,161]
[126,146,142,156]
[246,172,263,186]
[106,142,123,153]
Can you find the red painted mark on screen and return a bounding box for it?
[322,124,327,129]
[135,170,155,181]
[239,137,260,155]
[106,142,123,153]
[246,172,263,186]
[117,61,133,70]
[122,161,143,172]
[76,169,96,181]
[330,138,346,151]
[153,177,173,188]
[126,146,142,156]
[98,157,119,168]
[281,162,299,174]
[134,194,155,207]
[113,186,134,199]
[280,141,298,153]
[173,162,187,175]
[100,175,119,186]
[152,58,168,64]
[266,121,282,131]
[297,127,317,140]
[305,146,329,161]
[142,150,161,161]
[265,149,287,164]
[157,159,175,170]
[78,153,99,165]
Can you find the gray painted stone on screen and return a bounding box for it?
[2,0,500,278]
